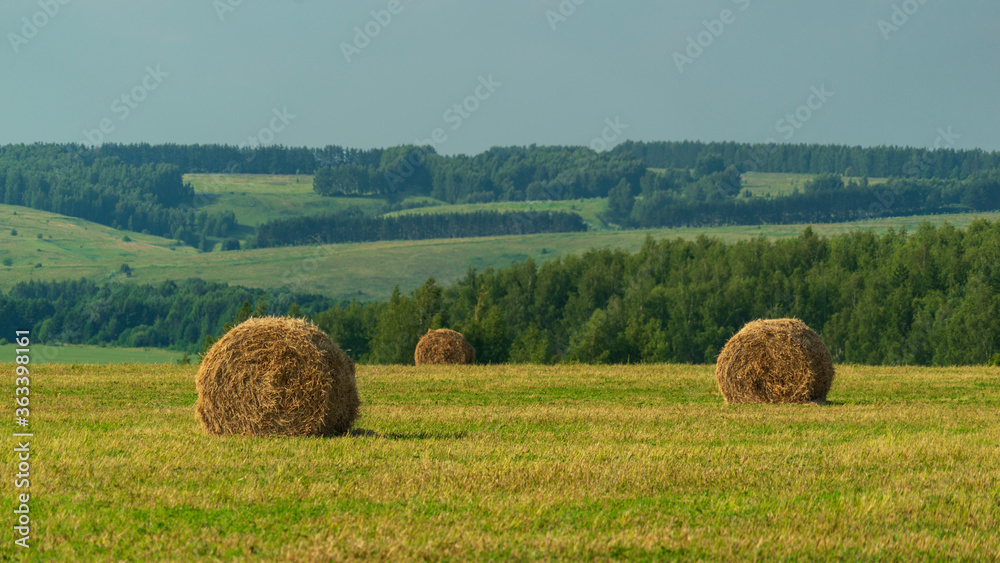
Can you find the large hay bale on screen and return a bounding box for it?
[196,316,360,437]
[715,318,835,404]
[414,328,475,365]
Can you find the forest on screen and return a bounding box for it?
[0,145,237,247]
[613,169,1000,228]
[3,222,999,366]
[252,209,587,248]
[610,139,1000,179]
[0,278,332,351]
[2,143,999,248]
[71,140,1000,181]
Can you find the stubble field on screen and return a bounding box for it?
[3,363,999,561]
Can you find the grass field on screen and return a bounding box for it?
[5,363,998,560]
[0,343,184,364]
[739,172,886,197]
[3,203,1000,300]
[185,174,385,227]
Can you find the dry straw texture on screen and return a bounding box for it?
[196,316,359,437]
[414,329,476,365]
[715,318,835,404]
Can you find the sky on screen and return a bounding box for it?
[2,0,998,155]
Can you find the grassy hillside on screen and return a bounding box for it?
[0,204,200,282]
[3,203,999,300]
[10,362,999,560]
[185,174,384,227]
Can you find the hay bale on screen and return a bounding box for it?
[414,328,475,365]
[715,318,835,404]
[196,316,359,437]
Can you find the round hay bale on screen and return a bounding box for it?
[715,318,834,404]
[414,328,475,365]
[196,316,360,437]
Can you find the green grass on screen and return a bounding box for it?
[0,204,201,281]
[0,343,185,364]
[739,172,888,197]
[185,174,386,227]
[6,363,999,561]
[3,203,999,301]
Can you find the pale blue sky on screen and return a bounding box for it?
[2,0,997,154]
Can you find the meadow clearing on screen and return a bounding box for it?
[4,362,998,561]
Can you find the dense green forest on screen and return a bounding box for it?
[54,140,999,181]
[252,209,587,248]
[0,145,237,247]
[0,278,332,351]
[611,140,1000,179]
[614,170,1000,228]
[4,222,999,366]
[314,221,1000,366]
[312,145,647,203]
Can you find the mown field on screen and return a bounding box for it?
[0,343,184,364]
[3,202,999,300]
[4,363,998,561]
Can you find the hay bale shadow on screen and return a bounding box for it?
[382,431,469,441]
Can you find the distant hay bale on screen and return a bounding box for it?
[196,316,359,437]
[715,318,835,404]
[414,329,475,365]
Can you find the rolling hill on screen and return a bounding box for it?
[3,203,998,301]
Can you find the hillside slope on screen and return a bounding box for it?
[3,203,999,300]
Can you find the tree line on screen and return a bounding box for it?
[0,146,237,248]
[32,141,996,182]
[252,209,587,248]
[313,145,647,203]
[3,222,999,366]
[315,221,1000,366]
[609,170,1000,228]
[611,140,1000,179]
[0,278,332,352]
